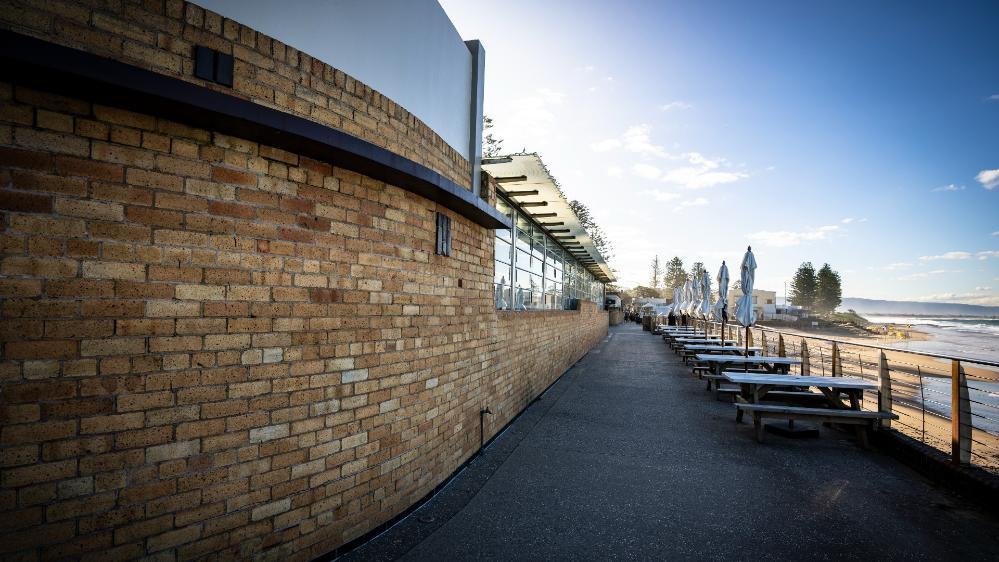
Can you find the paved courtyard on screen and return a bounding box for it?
[344,322,999,560]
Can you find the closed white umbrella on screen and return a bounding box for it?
[714,261,730,323]
[735,246,757,356]
[687,275,699,317]
[699,270,712,320]
[675,281,684,324]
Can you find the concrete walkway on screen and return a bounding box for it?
[344,322,999,560]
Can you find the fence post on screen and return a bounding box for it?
[878,352,892,429]
[951,360,971,465]
[760,331,768,355]
[778,334,785,357]
[800,339,809,375]
[831,342,840,377]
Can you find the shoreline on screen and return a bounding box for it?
[758,323,932,347]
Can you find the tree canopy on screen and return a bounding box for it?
[663,256,687,289]
[789,262,817,310]
[815,263,843,314]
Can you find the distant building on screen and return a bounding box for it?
[727,289,777,319]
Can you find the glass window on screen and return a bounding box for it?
[516,215,532,252]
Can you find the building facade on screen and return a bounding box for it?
[0,2,609,560]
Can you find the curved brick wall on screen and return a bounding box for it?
[0,2,608,560]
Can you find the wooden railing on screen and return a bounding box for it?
[684,318,999,472]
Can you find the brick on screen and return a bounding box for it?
[9,170,87,196]
[0,147,53,170]
[4,340,78,360]
[55,156,124,181]
[147,300,200,317]
[15,127,90,156]
[80,413,145,434]
[82,261,146,281]
[1,256,77,278]
[55,198,124,220]
[0,189,52,213]
[116,392,174,412]
[249,424,288,443]
[146,440,200,463]
[127,168,183,191]
[211,166,257,186]
[175,284,225,300]
[147,524,202,552]
[2,420,77,444]
[226,285,270,301]
[80,337,146,357]
[2,459,76,487]
[250,498,290,521]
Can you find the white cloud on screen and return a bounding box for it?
[913,292,999,307]
[990,94,999,100]
[841,217,855,224]
[976,169,999,190]
[673,197,708,212]
[591,138,622,151]
[978,250,999,260]
[591,124,670,158]
[899,269,960,281]
[931,183,965,192]
[660,152,748,189]
[606,165,623,178]
[632,163,662,180]
[640,189,680,203]
[591,125,749,189]
[884,262,913,270]
[660,101,692,111]
[536,88,566,105]
[976,286,993,291]
[919,251,973,261]
[746,225,840,247]
[992,231,999,237]
[582,65,595,73]
[504,88,568,140]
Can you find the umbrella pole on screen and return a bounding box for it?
[745,326,750,372]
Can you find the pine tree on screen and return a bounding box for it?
[650,255,663,289]
[815,263,843,314]
[689,261,706,279]
[568,199,614,262]
[789,262,817,310]
[663,256,687,289]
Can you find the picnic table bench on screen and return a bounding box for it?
[681,344,760,368]
[721,372,898,446]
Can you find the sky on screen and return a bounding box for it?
[439,0,999,306]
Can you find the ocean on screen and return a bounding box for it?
[865,315,999,436]
[864,315,999,364]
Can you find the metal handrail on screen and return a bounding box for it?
[705,320,999,368]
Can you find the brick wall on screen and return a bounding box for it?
[0,2,609,559]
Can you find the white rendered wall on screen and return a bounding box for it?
[196,0,478,161]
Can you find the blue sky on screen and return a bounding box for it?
[440,0,999,305]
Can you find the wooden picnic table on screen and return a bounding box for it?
[684,345,761,353]
[720,372,894,445]
[694,354,800,375]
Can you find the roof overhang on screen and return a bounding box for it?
[483,154,615,283]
